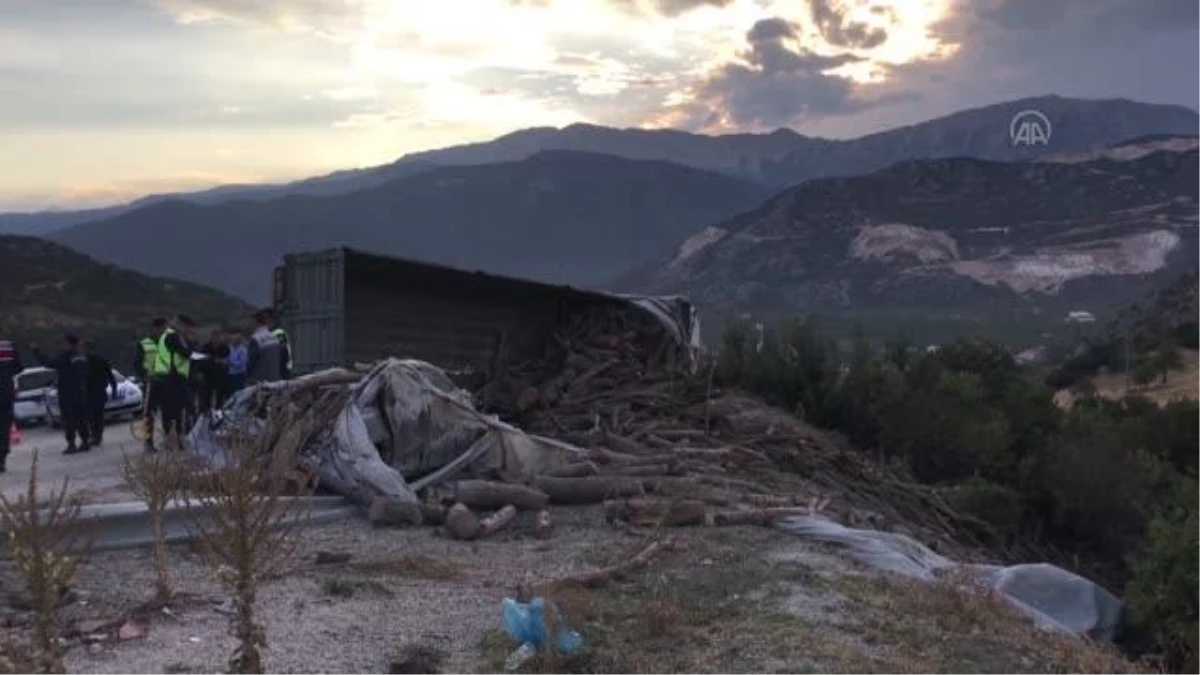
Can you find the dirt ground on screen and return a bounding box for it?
[0,506,1131,674]
[0,420,1138,674]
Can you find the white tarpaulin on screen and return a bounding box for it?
[188,358,582,508]
[776,515,1124,643]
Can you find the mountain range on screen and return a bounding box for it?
[50,152,773,302]
[8,94,1200,323]
[621,141,1199,318]
[4,95,1196,237]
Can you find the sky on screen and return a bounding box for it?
[0,0,1196,211]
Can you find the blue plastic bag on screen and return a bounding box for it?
[501,597,584,655]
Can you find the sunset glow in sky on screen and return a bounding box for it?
[0,0,1195,209]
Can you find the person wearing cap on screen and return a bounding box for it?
[152,315,197,451]
[32,334,91,454]
[0,331,23,472]
[246,310,283,386]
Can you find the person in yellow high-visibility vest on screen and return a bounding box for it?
[152,314,196,451]
[134,317,165,452]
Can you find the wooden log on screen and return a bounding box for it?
[367,497,423,527]
[600,462,683,478]
[709,507,811,527]
[454,480,549,511]
[587,447,637,465]
[603,431,650,456]
[479,505,518,538]
[545,461,599,479]
[604,498,707,527]
[419,502,448,526]
[534,510,554,540]
[534,476,647,505]
[552,540,667,589]
[446,503,481,540]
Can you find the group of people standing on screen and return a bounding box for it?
[135,309,291,452]
[0,308,292,471]
[0,333,125,467]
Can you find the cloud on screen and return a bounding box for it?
[606,0,734,17]
[804,0,888,48]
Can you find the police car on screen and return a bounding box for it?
[42,368,144,427]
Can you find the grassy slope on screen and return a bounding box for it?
[1055,349,1200,408]
[0,236,250,361]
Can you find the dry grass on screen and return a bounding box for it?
[476,527,1146,674]
[0,451,89,674]
[120,449,185,601]
[1056,349,1199,408]
[819,568,1148,674]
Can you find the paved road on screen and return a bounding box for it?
[2,420,140,505]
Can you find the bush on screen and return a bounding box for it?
[1125,489,1199,673]
[945,478,1024,544]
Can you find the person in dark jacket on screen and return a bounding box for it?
[0,334,23,472]
[32,334,91,454]
[198,331,231,414]
[80,340,117,447]
[246,311,283,385]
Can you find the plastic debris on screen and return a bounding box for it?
[501,597,583,655]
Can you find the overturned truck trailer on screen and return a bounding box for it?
[272,248,702,382]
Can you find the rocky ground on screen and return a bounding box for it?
[0,504,1138,674]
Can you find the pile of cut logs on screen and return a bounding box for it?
[459,303,999,558]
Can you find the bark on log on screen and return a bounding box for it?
[419,502,448,526]
[709,507,811,527]
[545,461,599,478]
[552,540,667,589]
[534,476,647,505]
[368,497,424,527]
[479,505,518,538]
[454,480,549,511]
[601,462,683,478]
[446,503,481,540]
[604,498,707,527]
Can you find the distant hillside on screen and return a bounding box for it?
[51,151,774,303]
[3,95,1196,236]
[0,236,250,360]
[619,144,1199,319]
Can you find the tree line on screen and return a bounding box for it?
[716,318,1197,671]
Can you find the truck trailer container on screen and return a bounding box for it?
[272,248,698,379]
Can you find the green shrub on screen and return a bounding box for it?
[1125,490,1199,673]
[945,478,1023,543]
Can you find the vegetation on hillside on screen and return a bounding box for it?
[717,318,1198,672]
[0,236,249,363]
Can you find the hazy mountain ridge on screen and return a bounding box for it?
[4,95,1195,236]
[50,151,775,303]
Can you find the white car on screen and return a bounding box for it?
[13,367,56,426]
[41,369,145,428]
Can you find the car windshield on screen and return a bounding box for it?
[16,370,55,392]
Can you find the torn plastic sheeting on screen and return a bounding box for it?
[776,515,1123,643]
[608,293,701,352]
[188,358,582,509]
[353,358,583,484]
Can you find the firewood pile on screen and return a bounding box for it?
[474,302,998,558]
